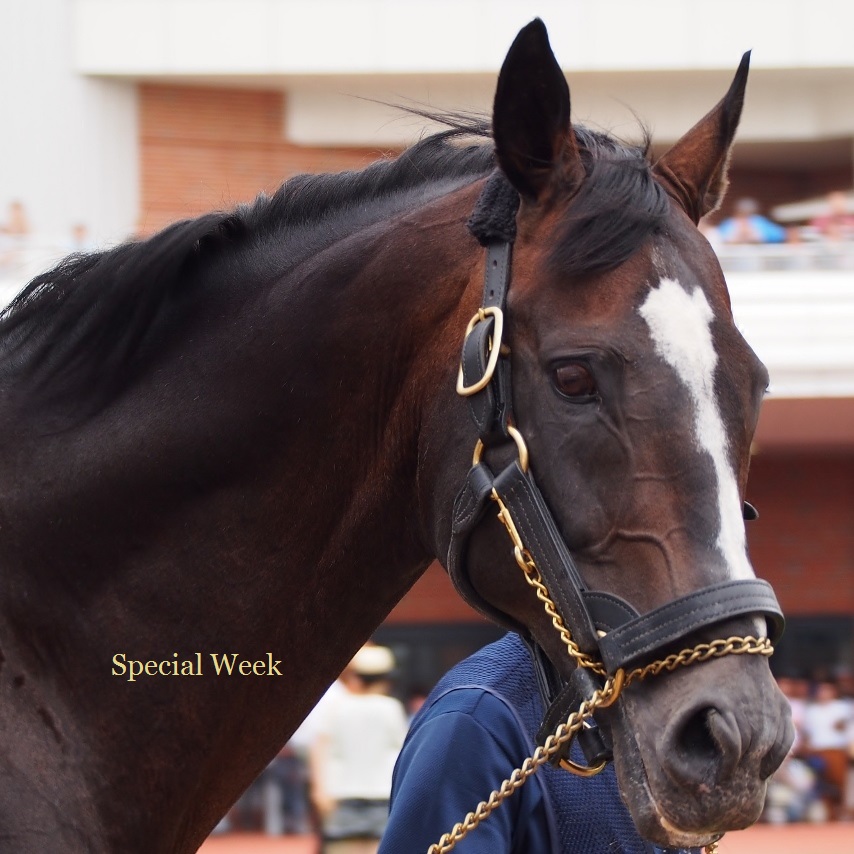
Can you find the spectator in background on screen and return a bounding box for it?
[259,741,312,836]
[778,676,810,755]
[698,217,723,250]
[404,686,428,724]
[764,752,823,824]
[291,675,349,849]
[810,191,854,242]
[0,199,31,269]
[2,199,29,239]
[838,671,854,821]
[67,222,96,254]
[718,197,787,244]
[764,676,823,824]
[802,680,852,820]
[310,645,407,854]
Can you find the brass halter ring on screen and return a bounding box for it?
[557,668,624,776]
[472,425,529,473]
[559,723,609,777]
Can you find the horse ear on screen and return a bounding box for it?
[654,52,751,223]
[492,19,575,202]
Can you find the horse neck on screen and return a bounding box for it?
[0,180,485,851]
[253,181,483,591]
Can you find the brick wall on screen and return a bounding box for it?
[384,562,486,625]
[139,84,392,232]
[746,452,854,615]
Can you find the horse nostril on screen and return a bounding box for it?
[671,706,744,784]
[676,706,719,762]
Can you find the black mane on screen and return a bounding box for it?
[0,120,666,416]
[0,129,494,414]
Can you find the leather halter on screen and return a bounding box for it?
[447,179,784,760]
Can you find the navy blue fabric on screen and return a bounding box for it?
[379,634,699,854]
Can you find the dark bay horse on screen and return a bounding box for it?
[0,19,791,853]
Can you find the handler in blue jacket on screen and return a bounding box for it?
[378,633,698,854]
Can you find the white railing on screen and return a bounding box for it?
[726,265,854,399]
[715,242,854,274]
[2,236,853,399]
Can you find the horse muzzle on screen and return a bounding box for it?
[607,649,794,846]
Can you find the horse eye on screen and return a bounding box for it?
[553,363,597,400]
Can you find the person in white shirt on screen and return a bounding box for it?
[803,680,853,820]
[310,645,408,854]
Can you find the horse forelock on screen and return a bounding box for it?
[546,128,670,279]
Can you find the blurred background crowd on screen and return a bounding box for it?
[767,675,854,824]
[702,191,854,272]
[208,644,854,847]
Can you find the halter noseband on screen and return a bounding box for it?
[447,172,784,768]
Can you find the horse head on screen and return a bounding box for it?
[422,20,793,848]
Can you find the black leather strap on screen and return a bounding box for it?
[459,242,513,442]
[493,461,600,654]
[481,241,512,309]
[522,635,565,709]
[597,578,784,673]
[581,589,639,633]
[447,462,528,632]
[460,321,498,435]
[531,658,614,767]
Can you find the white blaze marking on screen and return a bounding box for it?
[639,278,754,580]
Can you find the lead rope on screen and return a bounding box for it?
[427,487,772,854]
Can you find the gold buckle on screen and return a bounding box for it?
[456,307,504,396]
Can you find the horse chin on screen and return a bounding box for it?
[606,702,767,849]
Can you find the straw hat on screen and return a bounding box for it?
[350,645,396,676]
